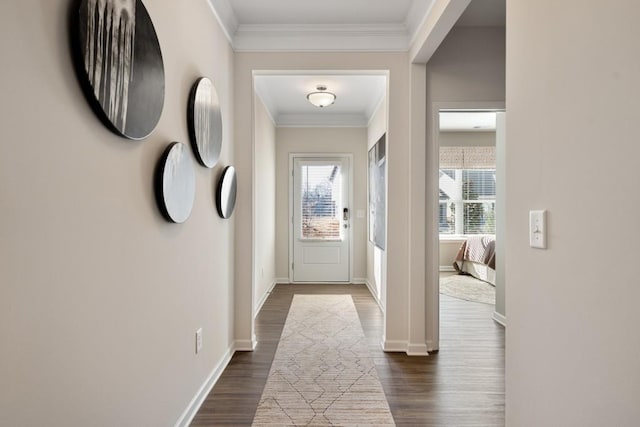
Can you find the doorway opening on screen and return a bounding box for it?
[430,107,506,351]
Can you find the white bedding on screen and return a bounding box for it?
[460,261,495,286]
[453,235,496,286]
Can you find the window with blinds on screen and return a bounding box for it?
[300,164,342,240]
[439,147,496,235]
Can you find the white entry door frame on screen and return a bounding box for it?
[289,153,353,283]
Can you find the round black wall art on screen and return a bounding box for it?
[73,0,165,140]
[216,166,237,219]
[155,142,196,223]
[188,77,223,168]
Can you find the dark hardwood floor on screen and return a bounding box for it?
[191,284,505,426]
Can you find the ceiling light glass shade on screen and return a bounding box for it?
[307,86,336,108]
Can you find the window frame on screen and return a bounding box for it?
[439,167,496,237]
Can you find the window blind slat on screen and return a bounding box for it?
[300,164,342,240]
[439,151,496,235]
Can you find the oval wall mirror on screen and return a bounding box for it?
[188,77,223,168]
[155,142,196,223]
[216,166,237,219]
[73,0,165,140]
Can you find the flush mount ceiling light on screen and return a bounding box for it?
[307,85,336,108]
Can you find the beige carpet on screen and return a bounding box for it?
[252,295,395,426]
[440,274,495,305]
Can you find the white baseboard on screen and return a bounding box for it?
[174,344,235,427]
[234,337,257,351]
[351,277,367,284]
[381,339,430,356]
[407,343,429,356]
[426,339,438,353]
[381,339,407,353]
[363,279,384,313]
[492,311,507,327]
[254,280,277,318]
[275,277,290,284]
[439,266,456,272]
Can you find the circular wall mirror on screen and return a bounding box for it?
[188,77,223,167]
[216,166,237,219]
[155,142,196,223]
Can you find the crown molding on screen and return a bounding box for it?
[276,113,368,127]
[233,23,410,52]
[206,1,440,52]
[206,0,239,43]
[407,0,437,43]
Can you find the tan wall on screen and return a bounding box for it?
[426,27,505,101]
[506,1,640,424]
[0,1,235,425]
[254,95,277,311]
[274,127,368,281]
[439,131,496,147]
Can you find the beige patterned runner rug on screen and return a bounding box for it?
[252,295,395,426]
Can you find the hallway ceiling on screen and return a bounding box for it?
[210,0,505,127]
[254,74,387,127]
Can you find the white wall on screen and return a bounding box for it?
[253,95,277,312]
[439,238,465,270]
[275,127,368,281]
[506,1,640,424]
[0,1,235,425]
[425,26,506,349]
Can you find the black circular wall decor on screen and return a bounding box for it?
[73,0,165,140]
[216,166,237,219]
[155,142,196,223]
[188,77,223,168]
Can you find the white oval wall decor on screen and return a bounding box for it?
[188,77,223,168]
[156,142,196,223]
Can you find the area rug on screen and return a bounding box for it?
[440,274,495,305]
[252,295,395,426]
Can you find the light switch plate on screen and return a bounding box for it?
[529,210,546,249]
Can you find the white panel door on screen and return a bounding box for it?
[292,157,350,282]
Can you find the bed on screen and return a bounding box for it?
[453,235,496,285]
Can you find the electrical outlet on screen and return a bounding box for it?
[195,328,203,354]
